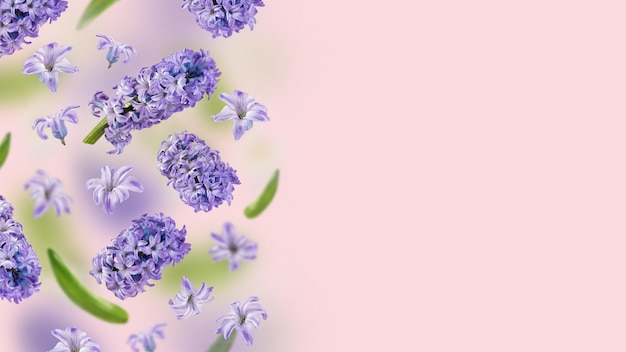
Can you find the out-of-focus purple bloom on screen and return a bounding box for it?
[168,276,214,320]
[0,0,68,57]
[96,34,136,69]
[32,105,79,145]
[22,42,78,92]
[24,170,72,218]
[212,90,269,140]
[183,0,265,38]
[90,213,189,299]
[88,48,220,154]
[157,131,240,212]
[85,165,143,214]
[0,196,41,304]
[127,323,166,352]
[216,296,267,346]
[48,326,100,352]
[209,222,257,271]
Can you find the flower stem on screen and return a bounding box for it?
[83,118,108,145]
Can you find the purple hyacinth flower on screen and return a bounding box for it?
[96,34,136,69]
[127,323,166,352]
[85,165,144,214]
[22,42,79,93]
[168,276,214,320]
[212,90,269,140]
[48,326,100,352]
[209,222,257,271]
[32,105,79,145]
[183,0,265,38]
[24,170,72,218]
[216,296,267,346]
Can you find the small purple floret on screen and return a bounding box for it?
[32,105,79,145]
[209,222,257,271]
[216,296,267,346]
[85,165,144,214]
[22,42,78,92]
[212,89,269,140]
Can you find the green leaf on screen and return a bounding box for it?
[83,118,109,145]
[47,248,129,324]
[207,331,236,352]
[77,0,119,30]
[0,132,10,170]
[244,169,279,219]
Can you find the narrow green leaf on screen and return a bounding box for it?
[207,331,236,352]
[0,132,10,170]
[47,248,129,324]
[244,169,279,219]
[77,0,119,30]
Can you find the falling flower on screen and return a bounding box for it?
[48,326,100,352]
[216,296,267,346]
[209,222,257,271]
[127,323,166,352]
[32,105,79,145]
[85,165,143,214]
[211,90,269,140]
[96,34,136,68]
[168,276,214,320]
[22,42,79,93]
[24,170,72,218]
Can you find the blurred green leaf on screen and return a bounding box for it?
[244,169,279,219]
[77,0,119,29]
[207,331,236,352]
[0,132,10,170]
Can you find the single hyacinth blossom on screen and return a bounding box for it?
[0,196,41,303]
[212,90,269,140]
[48,326,100,352]
[216,296,267,346]
[168,276,214,320]
[0,0,68,57]
[127,323,166,352]
[88,48,220,154]
[32,105,79,145]
[22,42,79,93]
[183,0,265,38]
[85,165,143,214]
[24,170,72,218]
[209,222,257,271]
[96,34,136,68]
[90,213,190,299]
[157,131,240,212]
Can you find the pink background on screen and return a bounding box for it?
[1,0,626,351]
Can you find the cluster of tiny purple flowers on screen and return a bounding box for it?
[0,196,41,303]
[182,0,265,38]
[157,130,240,212]
[89,213,190,300]
[89,48,221,154]
[0,0,68,57]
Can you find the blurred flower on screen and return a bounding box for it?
[85,165,143,214]
[216,296,267,346]
[96,34,136,68]
[0,196,41,304]
[0,0,68,57]
[32,105,79,145]
[22,42,79,92]
[212,90,269,140]
[183,0,265,38]
[127,323,166,352]
[90,213,190,299]
[157,131,240,212]
[48,326,100,352]
[24,170,72,218]
[88,49,220,154]
[168,276,214,320]
[209,222,257,271]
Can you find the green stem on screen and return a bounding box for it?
[83,118,109,145]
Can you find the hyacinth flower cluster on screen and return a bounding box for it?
[89,213,190,300]
[157,131,240,212]
[182,0,265,38]
[0,0,68,57]
[0,196,41,303]
[88,48,221,154]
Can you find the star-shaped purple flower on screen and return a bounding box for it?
[216,296,267,346]
[209,222,257,271]
[96,34,136,68]
[24,170,72,218]
[48,326,100,352]
[32,105,79,145]
[212,90,269,140]
[22,42,79,93]
[127,323,166,352]
[168,276,214,320]
[85,165,143,214]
